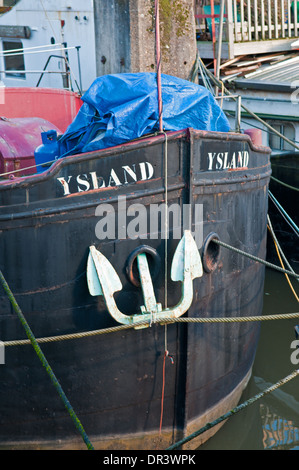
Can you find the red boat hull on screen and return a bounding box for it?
[0,87,82,133]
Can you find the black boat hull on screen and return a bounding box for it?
[0,129,271,449]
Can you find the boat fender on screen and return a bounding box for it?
[126,246,161,288]
[244,128,262,147]
[202,232,221,273]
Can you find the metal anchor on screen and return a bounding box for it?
[86,230,203,329]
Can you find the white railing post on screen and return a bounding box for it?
[274,0,279,38]
[254,0,259,39]
[240,0,245,40]
[295,0,298,36]
[233,0,237,40]
[247,0,252,40]
[268,0,272,38]
[261,0,266,39]
[287,0,291,36]
[226,0,235,58]
[281,0,285,38]
[215,0,298,58]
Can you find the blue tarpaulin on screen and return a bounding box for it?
[58,73,230,156]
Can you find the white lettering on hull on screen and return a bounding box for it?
[207,151,249,171]
[57,161,155,196]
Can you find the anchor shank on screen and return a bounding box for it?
[137,253,158,313]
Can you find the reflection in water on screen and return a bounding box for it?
[260,403,299,450]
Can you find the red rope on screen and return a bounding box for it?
[159,351,167,433]
[159,350,174,434]
[155,0,163,132]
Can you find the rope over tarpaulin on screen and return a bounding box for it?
[0,270,94,451]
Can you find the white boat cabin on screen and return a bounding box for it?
[0,0,98,91]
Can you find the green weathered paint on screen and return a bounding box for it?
[148,0,191,59]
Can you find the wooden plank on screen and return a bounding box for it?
[0,25,31,39]
[222,64,260,74]
[269,52,297,63]
[219,54,248,68]
[197,38,297,60]
[0,7,12,14]
[233,37,298,55]
[235,53,285,66]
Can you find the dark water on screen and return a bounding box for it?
[199,268,299,450]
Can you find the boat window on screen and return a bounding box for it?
[1,1,20,9]
[3,40,25,79]
[268,121,295,152]
[2,1,20,6]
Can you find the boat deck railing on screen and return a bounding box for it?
[0,43,82,94]
[196,0,299,59]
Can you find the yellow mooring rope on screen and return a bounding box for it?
[268,225,299,302]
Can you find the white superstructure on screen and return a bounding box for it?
[0,0,97,91]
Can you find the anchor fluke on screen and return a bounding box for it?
[87,245,133,326]
[87,245,122,297]
[171,230,203,282]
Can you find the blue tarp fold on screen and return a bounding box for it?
[58,73,230,156]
